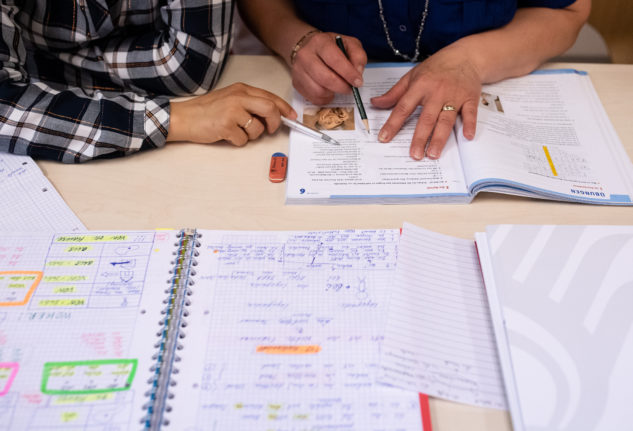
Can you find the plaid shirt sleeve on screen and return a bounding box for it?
[0,0,234,163]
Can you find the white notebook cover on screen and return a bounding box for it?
[477,225,633,431]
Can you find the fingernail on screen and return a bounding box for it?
[427,150,439,159]
[354,78,363,87]
[378,131,389,142]
[412,148,424,160]
[356,65,364,74]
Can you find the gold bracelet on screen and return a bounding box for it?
[290,29,321,65]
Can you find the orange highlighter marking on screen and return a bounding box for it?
[0,271,43,306]
[256,345,321,355]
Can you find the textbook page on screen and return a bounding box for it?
[0,230,177,430]
[477,225,633,431]
[286,64,470,204]
[457,70,633,204]
[168,229,431,431]
[379,222,507,409]
[0,154,85,231]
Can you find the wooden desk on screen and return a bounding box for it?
[38,55,633,431]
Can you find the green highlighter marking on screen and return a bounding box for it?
[41,359,138,395]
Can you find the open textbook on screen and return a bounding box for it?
[379,223,633,431]
[286,65,633,205]
[0,229,431,431]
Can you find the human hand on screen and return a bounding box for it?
[167,83,296,146]
[291,31,367,105]
[371,45,482,160]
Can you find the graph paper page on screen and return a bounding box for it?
[0,230,177,430]
[0,154,84,232]
[378,222,507,409]
[168,229,430,431]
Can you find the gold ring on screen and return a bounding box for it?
[442,104,456,112]
[242,117,253,129]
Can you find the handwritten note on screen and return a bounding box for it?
[0,272,42,306]
[167,229,429,430]
[0,230,178,431]
[0,154,84,232]
[378,222,507,409]
[41,359,137,394]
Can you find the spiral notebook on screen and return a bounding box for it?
[0,229,431,431]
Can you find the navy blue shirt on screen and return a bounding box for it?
[294,0,576,61]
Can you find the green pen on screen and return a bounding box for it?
[335,36,371,134]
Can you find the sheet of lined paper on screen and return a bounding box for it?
[0,154,84,232]
[379,222,507,409]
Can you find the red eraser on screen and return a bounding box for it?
[269,152,287,183]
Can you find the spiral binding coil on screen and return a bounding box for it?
[142,228,200,430]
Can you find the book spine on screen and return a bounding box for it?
[142,228,199,430]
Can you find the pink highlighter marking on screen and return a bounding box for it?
[0,362,19,396]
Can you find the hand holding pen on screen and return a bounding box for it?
[288,31,368,106]
[281,116,340,145]
[335,36,371,134]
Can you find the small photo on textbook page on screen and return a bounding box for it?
[303,106,356,131]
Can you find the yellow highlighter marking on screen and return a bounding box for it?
[38,298,86,307]
[53,393,114,405]
[543,146,558,176]
[55,235,128,243]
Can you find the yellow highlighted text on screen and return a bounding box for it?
[543,146,558,176]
